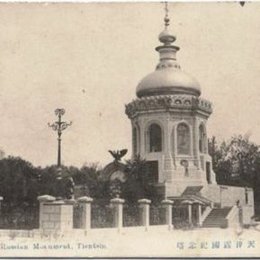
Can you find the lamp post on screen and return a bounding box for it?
[48,108,72,167]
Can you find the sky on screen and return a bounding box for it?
[0,2,260,168]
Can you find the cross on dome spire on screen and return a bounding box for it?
[158,2,176,45]
[164,1,170,29]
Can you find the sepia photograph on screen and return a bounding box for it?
[0,1,260,258]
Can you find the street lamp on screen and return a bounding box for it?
[48,108,72,167]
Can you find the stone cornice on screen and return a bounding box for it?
[125,95,212,119]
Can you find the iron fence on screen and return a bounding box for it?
[0,205,39,230]
[91,204,114,228]
[123,204,140,227]
[150,205,166,225]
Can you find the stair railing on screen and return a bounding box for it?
[200,206,212,226]
[225,205,239,228]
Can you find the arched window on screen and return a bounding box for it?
[177,123,190,155]
[148,124,162,152]
[133,127,137,155]
[199,124,206,153]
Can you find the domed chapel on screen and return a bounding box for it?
[124,4,254,225]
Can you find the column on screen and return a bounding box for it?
[194,201,202,226]
[77,196,93,233]
[188,203,192,225]
[110,197,125,232]
[181,200,193,225]
[162,199,174,230]
[193,117,200,169]
[139,120,146,156]
[138,199,151,231]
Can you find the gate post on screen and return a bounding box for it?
[78,196,93,234]
[162,199,174,230]
[110,197,125,233]
[138,199,151,231]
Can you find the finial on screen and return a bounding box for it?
[164,1,170,29]
[158,1,176,45]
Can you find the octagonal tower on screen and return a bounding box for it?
[125,12,216,198]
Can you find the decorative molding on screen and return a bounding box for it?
[125,94,212,119]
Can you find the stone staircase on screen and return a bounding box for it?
[202,207,232,228]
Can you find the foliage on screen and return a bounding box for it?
[0,157,103,208]
[209,135,260,216]
[123,155,160,204]
[0,156,39,207]
[209,135,260,187]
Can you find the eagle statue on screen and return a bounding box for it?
[108,149,128,161]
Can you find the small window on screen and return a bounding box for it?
[148,124,162,152]
[177,123,190,155]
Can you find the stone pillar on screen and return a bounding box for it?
[138,199,151,231]
[37,195,75,235]
[110,197,125,232]
[37,195,56,229]
[77,196,93,233]
[162,199,173,230]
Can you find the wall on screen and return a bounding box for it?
[202,184,254,208]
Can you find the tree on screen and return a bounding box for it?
[209,135,260,216]
[209,135,260,187]
[74,163,101,198]
[123,155,159,204]
[0,156,39,208]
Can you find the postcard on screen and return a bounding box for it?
[0,2,259,258]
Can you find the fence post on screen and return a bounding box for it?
[138,199,151,231]
[162,199,174,230]
[110,197,125,232]
[77,196,93,234]
[0,196,3,212]
[37,195,56,229]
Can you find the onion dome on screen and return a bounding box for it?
[136,9,201,98]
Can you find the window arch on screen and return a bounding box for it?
[199,124,206,153]
[177,123,190,155]
[148,123,162,152]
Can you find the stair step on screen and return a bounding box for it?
[202,207,231,228]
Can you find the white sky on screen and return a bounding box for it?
[0,2,260,168]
